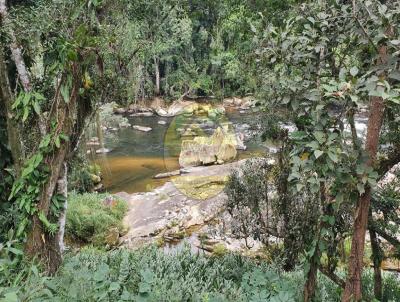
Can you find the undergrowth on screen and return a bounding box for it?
[65,192,128,246]
[1,245,399,302]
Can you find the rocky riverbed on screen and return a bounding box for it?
[117,158,265,255]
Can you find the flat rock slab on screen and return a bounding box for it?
[132,125,152,132]
[119,160,250,249]
[130,112,154,117]
[153,170,181,179]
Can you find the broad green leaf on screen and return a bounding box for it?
[314,150,324,159]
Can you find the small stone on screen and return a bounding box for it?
[156,108,169,116]
[158,120,167,125]
[132,125,152,132]
[130,112,154,117]
[96,148,111,154]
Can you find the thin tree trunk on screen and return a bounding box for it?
[56,162,68,255]
[154,56,160,96]
[369,227,383,300]
[0,0,46,136]
[342,95,386,301]
[0,46,24,175]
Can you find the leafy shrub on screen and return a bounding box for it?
[66,192,128,246]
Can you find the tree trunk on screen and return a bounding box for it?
[154,56,160,96]
[304,252,319,302]
[369,227,383,301]
[342,95,385,301]
[56,162,68,255]
[0,46,24,175]
[25,69,79,273]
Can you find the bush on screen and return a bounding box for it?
[66,192,128,246]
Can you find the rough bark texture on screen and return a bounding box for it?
[56,162,68,255]
[0,47,24,175]
[342,95,385,301]
[304,255,319,302]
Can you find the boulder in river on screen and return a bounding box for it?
[179,127,237,167]
[132,125,152,132]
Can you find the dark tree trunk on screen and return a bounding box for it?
[0,47,24,175]
[369,227,383,301]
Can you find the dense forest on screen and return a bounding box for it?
[1,0,400,301]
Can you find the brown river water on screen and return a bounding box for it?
[94,108,267,194]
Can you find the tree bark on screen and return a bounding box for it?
[56,162,68,255]
[342,95,386,301]
[369,227,383,301]
[0,46,24,175]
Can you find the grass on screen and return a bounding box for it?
[66,192,128,246]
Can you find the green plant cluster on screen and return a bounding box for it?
[65,193,128,246]
[2,246,400,302]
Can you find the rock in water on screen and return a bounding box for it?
[178,127,237,167]
[153,170,181,179]
[132,125,152,132]
[158,120,167,125]
[96,148,111,154]
[155,108,169,116]
[129,112,154,117]
[216,143,237,162]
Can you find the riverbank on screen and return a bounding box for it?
[117,158,266,255]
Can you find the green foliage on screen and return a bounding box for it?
[65,193,127,246]
[1,246,304,301]
[2,246,399,302]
